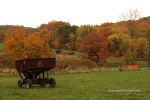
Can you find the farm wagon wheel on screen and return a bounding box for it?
[18,80,23,88]
[49,78,56,88]
[26,79,32,88]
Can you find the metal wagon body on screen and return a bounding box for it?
[15,58,56,88]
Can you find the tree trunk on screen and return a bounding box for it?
[128,21,136,64]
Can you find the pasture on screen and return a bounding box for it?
[0,69,150,100]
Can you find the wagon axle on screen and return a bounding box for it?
[17,77,56,88]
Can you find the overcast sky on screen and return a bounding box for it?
[0,0,149,27]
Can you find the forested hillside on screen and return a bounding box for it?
[0,16,150,68]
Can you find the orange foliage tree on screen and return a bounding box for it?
[4,27,26,60]
[24,32,53,58]
[97,23,113,37]
[136,38,148,60]
[4,27,53,60]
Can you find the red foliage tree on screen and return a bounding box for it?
[79,32,108,61]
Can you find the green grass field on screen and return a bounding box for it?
[0,69,150,100]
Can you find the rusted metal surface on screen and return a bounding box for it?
[15,58,56,73]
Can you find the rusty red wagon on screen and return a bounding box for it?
[15,58,56,88]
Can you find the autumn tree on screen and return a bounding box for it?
[121,38,133,64]
[121,9,141,64]
[4,27,53,60]
[146,19,150,66]
[66,32,77,50]
[76,25,96,38]
[97,23,113,37]
[4,26,26,60]
[56,24,77,49]
[108,33,123,57]
[108,33,132,64]
[138,17,150,65]
[79,32,108,62]
[39,21,65,49]
[24,32,53,58]
[76,25,96,49]
[136,38,148,60]
[39,21,77,49]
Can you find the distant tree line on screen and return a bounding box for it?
[2,10,150,66]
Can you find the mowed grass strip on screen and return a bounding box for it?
[0,69,150,100]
